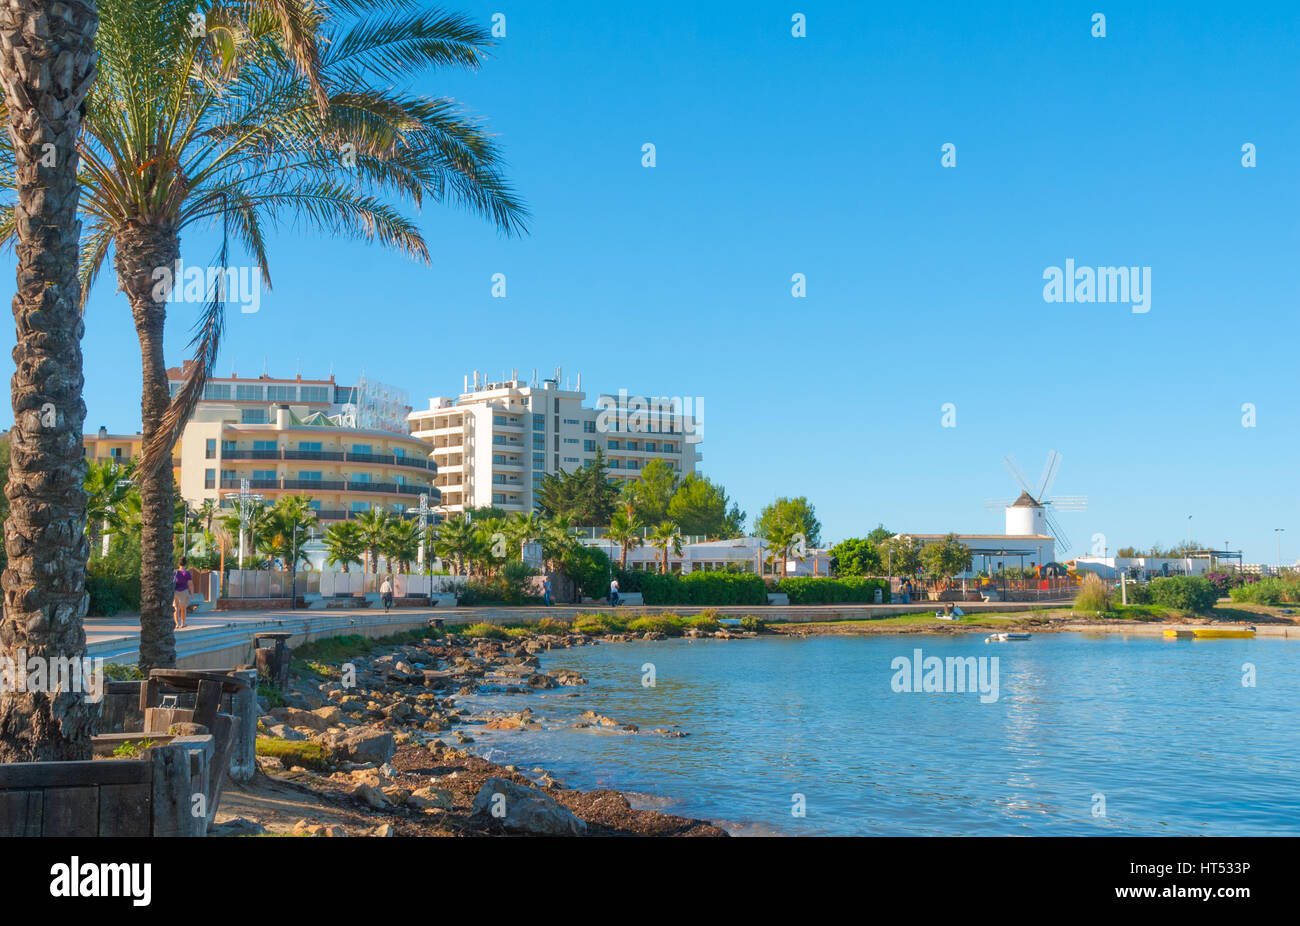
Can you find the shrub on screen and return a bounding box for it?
[536,616,571,634]
[257,684,286,708]
[499,560,537,605]
[462,621,508,640]
[634,571,767,606]
[1148,576,1218,613]
[627,615,685,636]
[776,576,890,605]
[686,613,721,632]
[1121,581,1152,605]
[1074,573,1110,612]
[86,569,142,616]
[572,612,628,635]
[1229,578,1285,606]
[103,663,146,681]
[739,615,766,632]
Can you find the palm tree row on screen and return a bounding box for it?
[431,510,580,578]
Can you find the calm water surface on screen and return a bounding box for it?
[459,633,1300,835]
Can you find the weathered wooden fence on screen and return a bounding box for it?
[0,736,213,837]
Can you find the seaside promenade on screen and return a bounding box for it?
[84,598,1066,670]
[86,597,1299,672]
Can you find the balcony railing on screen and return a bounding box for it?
[220,447,436,470]
[215,477,439,499]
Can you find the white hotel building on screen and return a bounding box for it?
[409,368,702,514]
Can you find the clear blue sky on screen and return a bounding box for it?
[4,0,1297,561]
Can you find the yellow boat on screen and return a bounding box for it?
[1164,627,1256,639]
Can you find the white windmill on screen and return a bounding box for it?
[985,450,1088,558]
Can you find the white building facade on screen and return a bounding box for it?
[409,368,703,515]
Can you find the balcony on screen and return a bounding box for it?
[283,479,346,491]
[221,449,280,460]
[284,449,345,462]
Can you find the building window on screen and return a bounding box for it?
[608,440,619,450]
[564,457,579,463]
[202,383,231,400]
[235,384,262,401]
[627,441,638,451]
[221,440,237,453]
[299,441,322,452]
[267,385,296,402]
[205,438,216,459]
[646,442,656,452]
[583,421,595,433]
[584,440,596,452]
[300,386,329,402]
[532,437,545,450]
[532,453,545,470]
[564,437,578,444]
[563,418,578,425]
[252,470,276,481]
[351,444,372,455]
[241,408,267,424]
[204,469,215,489]
[532,414,545,431]
[351,473,371,483]
[253,440,276,451]
[298,471,322,481]
[493,493,505,504]
[351,501,370,513]
[626,460,639,470]
[493,474,506,484]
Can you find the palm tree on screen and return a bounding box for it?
[433,516,477,577]
[323,521,364,573]
[606,509,643,569]
[648,521,683,575]
[355,508,391,575]
[542,514,579,572]
[85,458,136,556]
[219,499,271,569]
[764,522,800,579]
[257,495,317,568]
[383,518,420,574]
[0,0,100,762]
[0,0,528,670]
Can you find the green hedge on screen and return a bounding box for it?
[1147,576,1218,613]
[86,567,141,616]
[627,571,767,606]
[775,576,891,605]
[1228,577,1300,606]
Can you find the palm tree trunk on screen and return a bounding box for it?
[113,222,180,671]
[0,0,99,762]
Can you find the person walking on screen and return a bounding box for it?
[609,577,620,607]
[173,557,193,630]
[543,576,552,607]
[380,575,394,612]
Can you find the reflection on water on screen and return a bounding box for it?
[458,633,1300,836]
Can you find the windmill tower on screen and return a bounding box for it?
[985,450,1088,558]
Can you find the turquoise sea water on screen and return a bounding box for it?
[461,633,1300,836]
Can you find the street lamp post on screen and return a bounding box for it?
[1275,528,1285,573]
[223,478,264,570]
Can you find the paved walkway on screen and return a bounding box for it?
[85,598,1069,667]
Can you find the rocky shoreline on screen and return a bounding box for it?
[220,624,755,837]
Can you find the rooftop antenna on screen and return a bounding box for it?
[532,368,537,386]
[262,356,268,377]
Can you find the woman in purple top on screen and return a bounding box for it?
[173,557,193,630]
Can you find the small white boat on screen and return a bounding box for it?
[985,632,1031,643]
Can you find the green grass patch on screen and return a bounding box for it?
[627,614,686,636]
[255,736,334,772]
[571,612,630,635]
[102,663,147,682]
[257,683,286,708]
